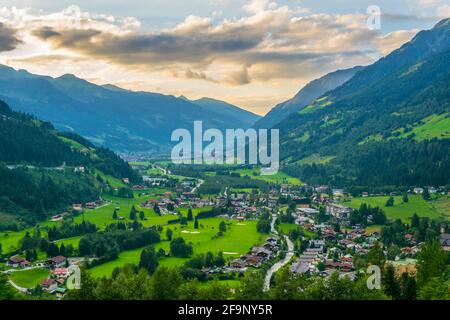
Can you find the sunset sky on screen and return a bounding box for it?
[0,0,448,115]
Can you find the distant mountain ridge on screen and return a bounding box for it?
[254,66,364,129]
[0,67,258,152]
[187,97,261,128]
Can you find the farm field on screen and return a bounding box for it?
[277,223,315,238]
[231,168,302,185]
[8,268,50,289]
[88,217,263,278]
[0,190,180,254]
[342,195,449,222]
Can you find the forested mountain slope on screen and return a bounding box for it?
[279,19,450,190]
[0,100,138,225]
[254,66,363,129]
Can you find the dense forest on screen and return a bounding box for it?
[284,138,450,190]
[0,99,140,227]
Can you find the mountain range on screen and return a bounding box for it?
[0,67,260,152]
[279,18,450,189]
[254,66,364,129]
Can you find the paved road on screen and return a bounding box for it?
[191,179,204,193]
[155,165,171,175]
[8,279,28,293]
[263,214,295,292]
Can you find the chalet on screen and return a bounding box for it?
[181,192,196,200]
[326,204,353,220]
[291,261,310,274]
[53,268,71,279]
[74,166,85,173]
[389,259,417,276]
[7,256,29,268]
[41,278,58,293]
[47,256,67,269]
[85,202,96,209]
[440,234,450,251]
[315,185,329,193]
[242,254,263,268]
[229,259,247,269]
[123,178,130,184]
[72,204,83,211]
[251,247,272,259]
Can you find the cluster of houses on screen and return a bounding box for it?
[228,237,279,271]
[72,199,105,211]
[6,255,78,296]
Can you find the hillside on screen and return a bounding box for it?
[188,97,261,128]
[0,100,139,226]
[0,68,259,152]
[279,18,450,189]
[254,66,363,129]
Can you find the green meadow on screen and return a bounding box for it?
[397,113,450,141]
[0,190,177,254]
[89,217,263,278]
[343,195,449,222]
[231,168,302,185]
[277,223,315,238]
[9,268,50,288]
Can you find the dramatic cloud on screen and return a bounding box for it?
[0,22,20,51]
[26,6,406,85]
[0,2,440,114]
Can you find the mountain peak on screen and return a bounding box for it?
[434,17,450,29]
[57,73,81,81]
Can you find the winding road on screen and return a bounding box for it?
[191,179,204,193]
[263,214,295,292]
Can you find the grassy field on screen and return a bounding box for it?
[398,113,450,141]
[342,195,449,222]
[231,168,302,185]
[9,268,50,288]
[297,154,335,165]
[277,223,315,238]
[0,230,27,253]
[54,236,83,249]
[0,191,180,254]
[89,217,263,278]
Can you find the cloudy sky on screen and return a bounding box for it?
[0,0,448,115]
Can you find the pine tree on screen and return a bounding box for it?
[187,208,193,221]
[113,209,118,220]
[129,206,137,220]
[153,204,161,216]
[422,188,431,200]
[402,193,409,203]
[383,264,400,299]
[139,246,159,275]
[166,228,173,241]
[411,213,420,229]
[385,196,395,207]
[400,272,417,300]
[194,217,199,229]
[59,243,66,256]
[367,242,386,269]
[219,221,226,233]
